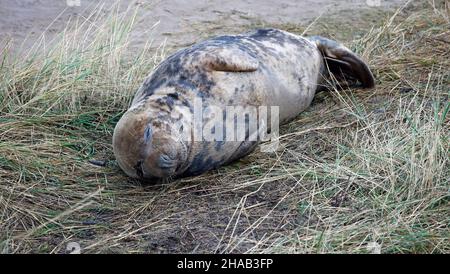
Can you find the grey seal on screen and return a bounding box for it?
[113,28,375,179]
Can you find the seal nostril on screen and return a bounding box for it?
[159,154,176,169]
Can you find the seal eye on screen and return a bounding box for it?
[144,125,153,144]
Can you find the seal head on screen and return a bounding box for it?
[112,101,189,179]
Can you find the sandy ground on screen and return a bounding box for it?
[0,0,406,52]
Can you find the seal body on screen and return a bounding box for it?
[113,28,374,179]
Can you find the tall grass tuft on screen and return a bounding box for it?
[0,3,163,253]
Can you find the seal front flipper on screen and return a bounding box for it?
[307,36,375,88]
[199,47,259,72]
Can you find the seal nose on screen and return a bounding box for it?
[141,130,183,178]
[159,154,177,169]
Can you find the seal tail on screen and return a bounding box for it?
[307,36,375,89]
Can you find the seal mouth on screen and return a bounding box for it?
[134,160,145,178]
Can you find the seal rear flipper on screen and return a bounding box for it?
[307,36,375,88]
[200,47,259,72]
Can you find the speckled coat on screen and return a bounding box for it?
[113,28,374,179]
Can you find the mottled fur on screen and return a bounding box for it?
[113,28,374,179]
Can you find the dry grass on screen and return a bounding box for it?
[0,1,448,253]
